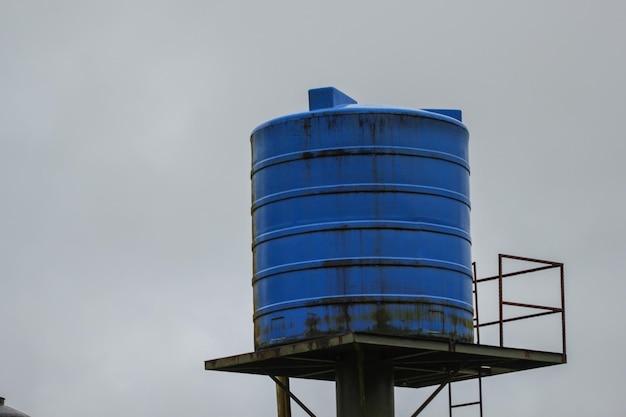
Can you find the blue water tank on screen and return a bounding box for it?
[251,87,473,349]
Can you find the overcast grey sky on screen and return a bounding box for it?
[1,1,624,416]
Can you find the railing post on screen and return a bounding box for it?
[498,254,504,347]
[560,264,567,358]
[473,262,481,344]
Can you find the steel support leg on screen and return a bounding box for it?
[275,376,292,417]
[270,375,317,417]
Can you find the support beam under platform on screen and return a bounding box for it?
[205,333,566,390]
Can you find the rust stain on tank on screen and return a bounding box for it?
[372,306,393,332]
[305,313,322,338]
[303,118,312,138]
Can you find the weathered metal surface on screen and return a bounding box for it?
[335,348,394,417]
[204,332,566,389]
[250,87,473,349]
[274,376,293,417]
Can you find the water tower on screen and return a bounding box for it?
[205,87,566,417]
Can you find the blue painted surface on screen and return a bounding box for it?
[308,86,357,111]
[251,88,473,349]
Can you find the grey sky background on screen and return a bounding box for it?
[1,1,624,416]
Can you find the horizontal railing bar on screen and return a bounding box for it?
[476,264,560,283]
[480,311,562,328]
[478,310,562,327]
[502,301,563,311]
[451,401,481,408]
[501,311,561,323]
[500,254,563,266]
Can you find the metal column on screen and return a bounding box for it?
[275,376,292,417]
[335,348,394,417]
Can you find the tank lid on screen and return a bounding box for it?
[252,87,467,134]
[308,87,357,110]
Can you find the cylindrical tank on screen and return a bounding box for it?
[251,87,473,349]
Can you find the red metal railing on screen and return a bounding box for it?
[473,254,566,358]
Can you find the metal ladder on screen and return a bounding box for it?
[448,372,483,417]
[447,262,484,417]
